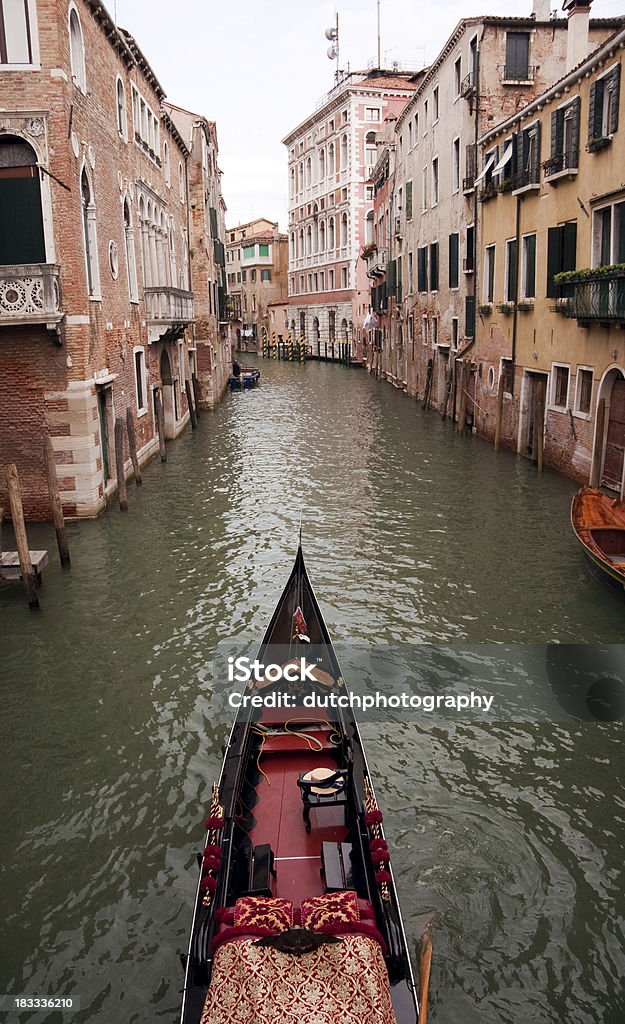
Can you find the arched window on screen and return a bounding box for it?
[116,78,127,139]
[305,156,312,187]
[169,219,177,285]
[365,131,377,176]
[341,212,348,247]
[328,310,336,341]
[365,210,374,245]
[328,142,335,176]
[69,6,86,92]
[163,141,170,186]
[299,311,306,337]
[178,162,185,203]
[306,225,312,255]
[0,135,45,264]
[123,198,138,301]
[81,167,100,297]
[290,167,295,197]
[318,149,325,180]
[341,133,348,170]
[341,317,348,340]
[328,217,335,250]
[319,220,326,252]
[313,316,320,341]
[298,228,304,258]
[290,232,295,259]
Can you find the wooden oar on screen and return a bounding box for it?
[417,925,433,1024]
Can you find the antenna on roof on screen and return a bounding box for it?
[325,14,340,83]
[377,0,381,69]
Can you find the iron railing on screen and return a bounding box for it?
[563,270,625,322]
[542,149,579,177]
[500,64,537,82]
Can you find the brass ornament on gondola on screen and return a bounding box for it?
[364,777,390,902]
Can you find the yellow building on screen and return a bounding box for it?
[476,15,625,494]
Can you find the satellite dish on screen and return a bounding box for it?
[325,26,337,40]
[327,45,337,60]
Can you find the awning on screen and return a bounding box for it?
[493,140,514,174]
[474,152,496,185]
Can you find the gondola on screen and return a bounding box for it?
[571,486,625,598]
[179,545,420,1024]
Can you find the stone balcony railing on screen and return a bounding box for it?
[0,263,63,332]
[144,286,194,342]
[561,269,625,323]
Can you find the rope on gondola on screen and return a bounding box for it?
[364,777,390,902]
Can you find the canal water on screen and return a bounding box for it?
[1,359,624,1023]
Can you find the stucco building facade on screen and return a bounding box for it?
[225,219,288,351]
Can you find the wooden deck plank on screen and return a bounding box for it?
[0,550,49,581]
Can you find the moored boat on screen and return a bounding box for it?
[180,546,420,1024]
[229,367,260,391]
[571,486,625,597]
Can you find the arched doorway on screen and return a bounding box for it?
[597,368,625,491]
[0,135,46,264]
[160,346,176,438]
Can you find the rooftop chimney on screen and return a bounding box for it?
[533,0,551,21]
[563,0,593,71]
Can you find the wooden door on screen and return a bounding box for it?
[603,377,625,490]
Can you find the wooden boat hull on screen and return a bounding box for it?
[571,487,625,598]
[180,548,419,1024]
[229,369,260,391]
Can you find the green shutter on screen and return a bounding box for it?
[259,243,269,257]
[610,65,621,135]
[465,295,475,337]
[563,221,577,272]
[507,240,518,302]
[546,226,562,298]
[588,81,601,142]
[430,242,439,291]
[386,259,396,297]
[0,171,46,265]
[405,180,413,219]
[449,233,459,288]
[525,235,536,299]
[209,207,218,238]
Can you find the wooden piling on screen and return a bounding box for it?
[114,417,128,511]
[185,379,198,430]
[125,407,142,485]
[5,463,39,608]
[457,362,469,434]
[535,377,546,474]
[590,398,605,488]
[43,436,71,567]
[192,373,201,419]
[494,374,505,451]
[441,366,452,421]
[154,391,167,462]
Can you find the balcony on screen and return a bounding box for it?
[0,264,63,337]
[460,72,476,98]
[499,64,537,84]
[463,175,475,193]
[543,150,579,182]
[478,183,498,202]
[144,286,194,342]
[559,268,625,324]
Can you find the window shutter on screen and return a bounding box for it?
[430,242,439,291]
[405,180,413,219]
[386,259,396,297]
[610,64,621,135]
[546,225,562,298]
[570,98,580,161]
[588,81,602,141]
[466,143,476,179]
[449,232,459,288]
[531,122,541,180]
[418,247,428,291]
[507,240,518,302]
[465,295,475,337]
[397,257,403,302]
[562,221,577,272]
[551,109,563,157]
[514,131,524,177]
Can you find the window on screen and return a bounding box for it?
[423,99,428,131]
[429,242,439,291]
[328,142,335,175]
[505,32,530,81]
[259,243,269,257]
[592,202,625,267]
[451,137,461,194]
[178,162,185,202]
[81,167,100,298]
[521,234,536,299]
[134,347,147,412]
[551,364,570,409]
[405,180,413,220]
[505,238,518,302]
[417,247,428,292]
[69,5,86,91]
[242,269,247,282]
[132,85,160,161]
[329,309,336,340]
[0,0,35,63]
[549,98,580,174]
[546,222,577,297]
[341,133,348,169]
[243,244,254,259]
[408,251,413,293]
[454,56,462,97]
[465,295,475,337]
[261,268,271,282]
[366,107,380,121]
[573,368,593,416]
[501,357,514,394]
[251,269,257,283]
[341,266,348,288]
[484,244,495,302]
[328,268,334,289]
[465,143,477,188]
[432,158,439,205]
[422,166,428,210]
[0,135,45,264]
[116,77,127,139]
[163,141,170,186]
[466,225,475,272]
[433,87,439,122]
[451,317,459,349]
[449,233,459,289]
[588,65,621,147]
[123,199,138,302]
[408,121,413,149]
[422,314,428,346]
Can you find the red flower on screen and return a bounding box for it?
[374,869,393,886]
[204,816,225,831]
[200,874,218,893]
[364,810,383,826]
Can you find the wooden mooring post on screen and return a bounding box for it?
[535,377,547,474]
[43,436,71,567]
[494,374,505,451]
[125,407,142,485]
[192,373,201,420]
[457,362,470,434]
[154,391,167,462]
[590,398,605,488]
[5,463,39,609]
[185,379,198,430]
[114,417,128,511]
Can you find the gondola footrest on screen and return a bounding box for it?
[321,841,354,892]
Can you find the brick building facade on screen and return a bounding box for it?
[225,219,288,351]
[0,0,227,519]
